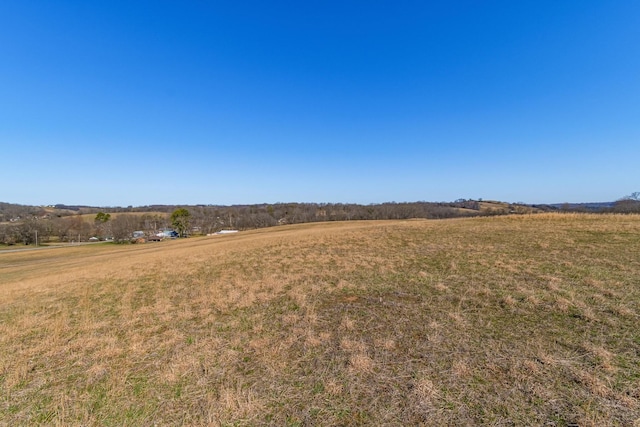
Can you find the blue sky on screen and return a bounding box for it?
[1,1,638,206]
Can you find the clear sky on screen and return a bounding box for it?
[1,1,638,207]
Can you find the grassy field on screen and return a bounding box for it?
[1,214,639,426]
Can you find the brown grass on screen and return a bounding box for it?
[1,214,640,425]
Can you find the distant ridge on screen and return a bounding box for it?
[54,204,100,211]
[548,202,616,211]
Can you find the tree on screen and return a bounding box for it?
[95,212,111,223]
[171,208,191,237]
[614,192,640,213]
[17,219,36,245]
[94,212,112,239]
[0,224,17,245]
[111,215,141,242]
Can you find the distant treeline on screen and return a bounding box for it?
[1,196,639,245]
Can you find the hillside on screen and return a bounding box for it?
[1,199,546,247]
[1,214,639,425]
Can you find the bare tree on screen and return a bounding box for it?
[614,192,640,213]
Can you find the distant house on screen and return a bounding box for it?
[156,229,179,238]
[215,230,239,235]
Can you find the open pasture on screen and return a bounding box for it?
[1,214,639,426]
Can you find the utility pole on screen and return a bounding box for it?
[35,229,38,247]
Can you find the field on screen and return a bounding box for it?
[1,214,639,426]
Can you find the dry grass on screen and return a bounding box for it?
[1,214,640,425]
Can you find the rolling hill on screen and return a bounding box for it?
[1,214,639,425]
